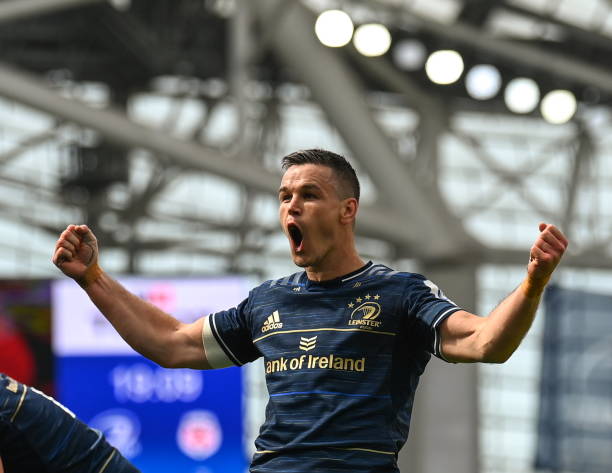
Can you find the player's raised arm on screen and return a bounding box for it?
[52,224,212,369]
[439,223,568,363]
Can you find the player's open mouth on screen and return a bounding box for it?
[288,223,304,252]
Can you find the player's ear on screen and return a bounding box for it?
[339,198,358,225]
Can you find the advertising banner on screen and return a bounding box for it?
[52,276,251,473]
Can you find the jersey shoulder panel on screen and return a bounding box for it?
[260,271,304,290]
[352,266,433,292]
[382,270,461,360]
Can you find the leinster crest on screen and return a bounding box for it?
[347,294,382,329]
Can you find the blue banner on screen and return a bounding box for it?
[51,276,252,473]
[57,356,246,473]
[536,285,612,473]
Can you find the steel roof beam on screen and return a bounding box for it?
[499,2,612,53]
[0,0,103,23]
[0,61,429,251]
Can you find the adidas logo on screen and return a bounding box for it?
[262,310,283,333]
[299,336,317,351]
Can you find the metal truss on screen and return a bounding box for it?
[0,60,476,263]
[0,0,103,23]
[0,0,610,276]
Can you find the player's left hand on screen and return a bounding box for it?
[527,223,568,283]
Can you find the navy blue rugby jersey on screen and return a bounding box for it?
[0,374,140,473]
[202,262,461,473]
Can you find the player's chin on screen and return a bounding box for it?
[291,255,308,268]
[291,251,313,268]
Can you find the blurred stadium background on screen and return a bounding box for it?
[1,0,612,472]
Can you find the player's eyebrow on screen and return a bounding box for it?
[300,184,322,192]
[278,183,322,194]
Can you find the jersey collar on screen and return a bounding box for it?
[302,261,373,290]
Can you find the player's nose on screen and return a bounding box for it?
[288,196,302,215]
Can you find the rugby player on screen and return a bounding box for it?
[52,149,568,472]
[0,373,140,473]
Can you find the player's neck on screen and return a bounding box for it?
[305,247,365,282]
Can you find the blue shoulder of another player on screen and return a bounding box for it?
[0,374,140,473]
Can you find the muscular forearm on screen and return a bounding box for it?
[435,224,566,364]
[53,225,208,369]
[477,277,545,363]
[82,265,202,368]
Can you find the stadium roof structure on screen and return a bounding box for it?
[0,0,611,277]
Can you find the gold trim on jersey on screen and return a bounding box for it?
[9,385,27,422]
[97,450,117,473]
[5,376,18,393]
[253,327,395,344]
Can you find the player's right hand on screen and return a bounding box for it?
[52,224,99,281]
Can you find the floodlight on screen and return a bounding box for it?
[425,50,464,85]
[465,64,501,100]
[541,89,577,124]
[315,10,354,48]
[353,23,391,57]
[504,77,540,114]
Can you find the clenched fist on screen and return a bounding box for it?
[52,225,101,287]
[523,223,568,296]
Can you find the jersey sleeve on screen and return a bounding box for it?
[0,373,140,472]
[402,275,462,361]
[202,297,261,368]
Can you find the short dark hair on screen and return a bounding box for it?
[281,149,360,201]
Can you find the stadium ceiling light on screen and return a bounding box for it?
[504,77,540,114]
[314,10,354,48]
[353,23,392,57]
[465,64,502,100]
[540,89,577,124]
[110,0,131,10]
[425,50,464,85]
[392,39,427,71]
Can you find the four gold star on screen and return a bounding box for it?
[348,294,380,306]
